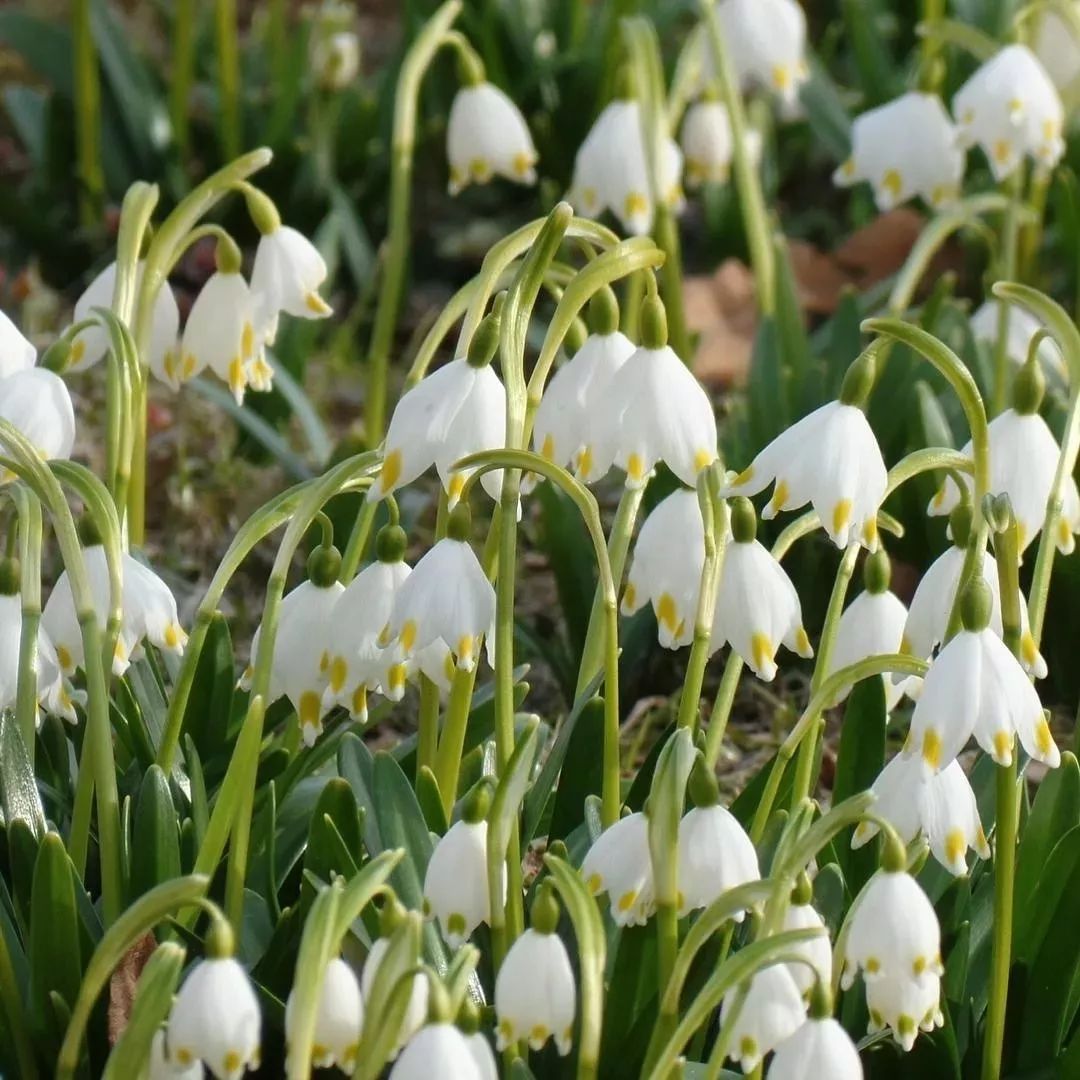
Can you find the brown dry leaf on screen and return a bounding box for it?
[684,259,759,389]
[108,931,158,1044]
[834,207,960,291]
[787,239,854,316]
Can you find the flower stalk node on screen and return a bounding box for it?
[462,776,494,823]
[687,755,720,808]
[446,502,473,542]
[960,577,993,632]
[213,233,243,275]
[376,523,408,563]
[588,285,621,336]
[730,496,757,544]
[839,349,878,410]
[531,882,561,934]
[1012,351,1046,415]
[863,548,891,594]
[640,294,669,350]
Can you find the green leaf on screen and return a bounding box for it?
[0,710,45,839]
[101,942,184,1080]
[1014,751,1080,947]
[415,766,449,835]
[799,58,852,162]
[181,612,236,762]
[129,765,181,901]
[183,735,209,846]
[0,13,74,96]
[28,835,83,1048]
[822,678,886,897]
[302,778,363,887]
[488,719,541,916]
[548,699,606,843]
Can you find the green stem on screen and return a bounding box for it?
[992,172,1025,417]
[417,676,440,784]
[702,654,743,767]
[68,744,94,876]
[1018,170,1050,280]
[214,0,242,159]
[72,0,103,226]
[170,0,197,159]
[340,498,379,582]
[432,667,477,817]
[12,489,42,754]
[575,486,644,698]
[699,0,776,314]
[365,0,463,448]
[656,901,679,1000]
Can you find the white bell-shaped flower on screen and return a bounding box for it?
[383,514,495,674]
[0,368,76,468]
[463,1031,498,1080]
[242,545,344,747]
[310,29,360,91]
[853,756,990,877]
[623,489,706,650]
[447,81,538,195]
[865,970,944,1052]
[167,957,261,1079]
[710,499,812,681]
[825,550,919,709]
[596,296,717,489]
[569,99,684,236]
[713,0,808,106]
[251,224,331,345]
[0,311,36,376]
[360,937,428,1056]
[901,538,1045,679]
[374,639,457,707]
[70,260,180,383]
[533,291,636,484]
[833,92,963,211]
[841,866,942,991]
[179,259,261,402]
[953,43,1064,178]
[0,580,76,724]
[1034,7,1080,90]
[768,1017,863,1080]
[723,359,886,550]
[390,1023,482,1080]
[969,300,1066,381]
[495,887,576,1054]
[906,580,1059,773]
[322,526,411,720]
[367,356,506,507]
[676,797,760,917]
[43,543,187,678]
[285,957,363,1073]
[150,1026,204,1079]
[423,789,502,948]
[581,810,654,926]
[928,402,1080,558]
[680,99,763,187]
[722,965,807,1073]
[782,901,833,996]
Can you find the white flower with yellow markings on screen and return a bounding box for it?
[447,81,538,196]
[0,310,36,376]
[833,92,963,210]
[242,539,344,747]
[251,224,331,346]
[390,1023,482,1080]
[0,368,76,469]
[768,1017,863,1080]
[854,755,990,877]
[71,260,180,382]
[723,355,886,549]
[905,579,1060,774]
[361,933,429,1058]
[569,100,684,236]
[43,542,187,679]
[495,885,576,1055]
[622,489,706,650]
[953,44,1064,179]
[167,956,261,1079]
[581,810,654,927]
[722,965,807,1074]
[710,498,812,681]
[598,296,717,490]
[285,957,363,1073]
[865,969,944,1052]
[714,0,808,106]
[969,300,1066,381]
[1034,6,1080,91]
[680,99,762,187]
[383,510,494,675]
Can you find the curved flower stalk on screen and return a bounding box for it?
[833,91,964,210]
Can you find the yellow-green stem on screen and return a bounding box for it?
[992,172,1025,416]
[432,667,478,817]
[72,0,103,226]
[170,0,198,159]
[214,0,242,159]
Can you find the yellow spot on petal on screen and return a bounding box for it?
[693,448,714,472]
[164,622,185,650]
[832,499,853,537]
[840,158,856,178]
[456,634,475,668]
[772,64,792,92]
[378,448,403,494]
[228,355,246,397]
[794,627,813,657]
[862,516,879,548]
[175,1048,194,1066]
[616,890,638,912]
[865,956,881,975]
[1035,715,1054,756]
[582,186,597,210]
[182,353,197,379]
[529,1024,550,1046]
[913,955,927,976]
[930,184,953,206]
[585,873,602,895]
[623,582,637,609]
[1022,632,1038,666]
[498,1018,515,1042]
[114,638,128,664]
[1058,518,1072,547]
[223,1050,243,1074]
[400,619,417,654]
[900,634,911,655]
[319,649,330,673]
[329,656,347,693]
[882,168,903,200]
[577,445,594,478]
[751,631,774,674]
[932,487,946,509]
[299,690,321,733]
[305,291,331,316]
[447,472,466,504]
[769,479,790,514]
[922,729,942,771]
[241,322,255,361]
[540,433,556,461]
[56,645,73,671]
[627,452,647,482]
[387,663,407,694]
[733,465,754,486]
[993,139,1013,165]
[70,338,86,365]
[312,1044,328,1063]
[740,1035,758,1060]
[470,157,493,183]
[993,729,1014,763]
[944,829,966,868]
[351,685,368,719]
[657,593,679,633]
[513,151,535,178]
[625,192,649,220]
[163,350,177,381]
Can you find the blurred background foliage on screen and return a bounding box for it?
[2,0,1080,735]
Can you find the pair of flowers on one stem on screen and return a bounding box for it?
[836,43,1065,212]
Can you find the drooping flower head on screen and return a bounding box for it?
[722,965,807,1073]
[580,810,654,927]
[284,957,363,1073]
[953,44,1064,178]
[680,97,762,187]
[709,497,813,681]
[0,368,76,475]
[833,92,964,210]
[723,349,886,550]
[711,0,809,106]
[0,310,36,376]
